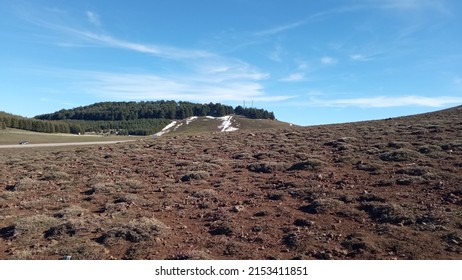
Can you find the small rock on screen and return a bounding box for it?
[232,205,245,212]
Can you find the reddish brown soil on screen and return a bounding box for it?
[1,106,461,259]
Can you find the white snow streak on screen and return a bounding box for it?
[154,121,177,136]
[218,115,239,132]
[186,116,198,125]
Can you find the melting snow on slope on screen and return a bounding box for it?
[186,116,198,125]
[218,115,239,132]
[154,121,177,136]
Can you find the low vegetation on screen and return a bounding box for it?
[0,105,461,259]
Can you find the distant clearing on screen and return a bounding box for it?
[0,128,136,145]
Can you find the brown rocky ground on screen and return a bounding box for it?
[1,106,461,259]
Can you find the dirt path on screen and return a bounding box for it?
[0,140,136,149]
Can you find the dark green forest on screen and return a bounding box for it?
[35,101,275,121]
[2,101,275,135]
[0,111,71,134]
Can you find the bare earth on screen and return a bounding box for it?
[0,106,461,260]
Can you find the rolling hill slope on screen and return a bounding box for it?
[154,115,295,136]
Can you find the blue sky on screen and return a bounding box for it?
[1,0,462,125]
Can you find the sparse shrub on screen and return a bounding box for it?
[396,176,413,185]
[359,202,415,225]
[113,193,142,205]
[42,171,70,181]
[441,141,462,151]
[254,210,270,217]
[55,240,109,260]
[299,198,344,214]
[168,250,210,260]
[442,232,462,246]
[377,179,394,187]
[13,178,38,191]
[288,159,323,171]
[334,155,357,164]
[247,162,286,173]
[96,217,168,244]
[293,218,313,227]
[119,179,145,191]
[232,152,252,160]
[54,205,86,219]
[418,145,441,154]
[267,192,284,201]
[208,221,233,236]
[1,215,59,239]
[356,162,380,172]
[181,170,210,181]
[224,242,246,256]
[396,167,428,176]
[387,141,409,149]
[282,232,300,248]
[340,233,377,255]
[100,202,128,214]
[379,149,419,162]
[175,160,191,167]
[44,222,78,239]
[253,152,270,160]
[87,182,117,194]
[192,188,218,199]
[357,194,386,202]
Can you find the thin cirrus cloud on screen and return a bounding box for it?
[321,56,337,65]
[62,28,214,60]
[85,11,101,27]
[280,73,304,82]
[77,72,290,103]
[308,95,462,108]
[350,54,370,61]
[18,7,289,103]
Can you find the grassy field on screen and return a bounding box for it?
[0,128,139,145]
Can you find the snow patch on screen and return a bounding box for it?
[186,116,198,125]
[218,115,239,132]
[174,123,183,131]
[154,121,177,136]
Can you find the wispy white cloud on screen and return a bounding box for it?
[269,44,284,62]
[75,71,289,103]
[60,29,214,60]
[15,6,288,104]
[308,95,462,108]
[280,73,304,82]
[321,56,337,65]
[86,11,101,27]
[377,0,449,13]
[255,19,307,37]
[350,54,370,61]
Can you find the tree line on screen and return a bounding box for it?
[1,111,171,136]
[1,111,71,134]
[2,101,275,135]
[35,101,275,121]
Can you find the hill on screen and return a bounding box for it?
[33,101,276,135]
[0,105,461,260]
[154,115,294,137]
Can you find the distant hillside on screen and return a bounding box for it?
[35,101,275,121]
[33,101,276,135]
[154,115,294,137]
